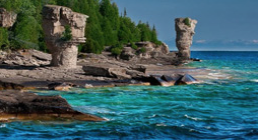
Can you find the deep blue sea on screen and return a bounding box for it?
[1,51,258,140]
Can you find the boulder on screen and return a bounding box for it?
[175,74,198,85]
[42,5,89,68]
[0,8,17,28]
[145,75,174,87]
[120,47,136,60]
[175,18,197,60]
[0,91,105,121]
[82,64,131,79]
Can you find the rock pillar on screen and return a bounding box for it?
[175,18,197,60]
[42,5,88,68]
[0,8,17,28]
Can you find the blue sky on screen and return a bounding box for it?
[113,0,258,51]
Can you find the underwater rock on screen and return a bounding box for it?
[0,91,105,121]
[48,82,75,91]
[0,81,24,90]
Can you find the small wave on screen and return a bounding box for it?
[251,79,258,82]
[0,124,6,128]
[184,114,203,121]
[156,123,167,127]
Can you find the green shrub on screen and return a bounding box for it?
[0,27,9,49]
[130,42,138,50]
[61,25,72,41]
[111,43,123,56]
[111,47,122,56]
[140,47,146,53]
[184,17,191,27]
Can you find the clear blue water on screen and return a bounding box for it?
[1,51,258,139]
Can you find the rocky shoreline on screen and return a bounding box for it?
[0,5,200,122]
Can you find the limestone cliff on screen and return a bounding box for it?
[0,8,17,28]
[42,5,88,68]
[175,18,197,60]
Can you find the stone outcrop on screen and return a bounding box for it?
[0,91,105,121]
[0,49,51,66]
[0,8,17,28]
[175,18,197,60]
[83,64,132,79]
[42,5,89,68]
[120,42,170,61]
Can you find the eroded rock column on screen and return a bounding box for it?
[42,5,88,68]
[0,8,17,28]
[175,18,197,60]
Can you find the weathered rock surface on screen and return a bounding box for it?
[0,91,105,121]
[83,64,132,79]
[175,18,197,60]
[0,8,17,28]
[42,5,88,68]
[0,49,51,66]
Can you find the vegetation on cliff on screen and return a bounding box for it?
[0,0,161,54]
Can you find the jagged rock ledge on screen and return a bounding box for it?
[0,90,105,122]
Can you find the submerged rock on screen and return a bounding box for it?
[0,81,24,90]
[175,18,197,60]
[48,82,75,91]
[0,8,17,28]
[0,91,105,121]
[175,74,198,85]
[42,5,89,68]
[138,74,198,86]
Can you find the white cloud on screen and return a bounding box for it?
[252,40,258,44]
[195,40,206,43]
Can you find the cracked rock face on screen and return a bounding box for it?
[175,18,197,60]
[0,8,17,28]
[42,5,88,68]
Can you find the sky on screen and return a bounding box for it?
[113,0,258,51]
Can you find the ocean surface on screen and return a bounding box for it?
[1,51,258,139]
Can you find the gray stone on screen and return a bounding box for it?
[42,5,89,68]
[175,18,197,60]
[83,64,132,79]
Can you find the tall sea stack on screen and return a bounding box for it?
[42,5,88,68]
[175,18,197,60]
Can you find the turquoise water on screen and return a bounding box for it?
[1,51,258,139]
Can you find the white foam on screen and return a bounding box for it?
[0,124,6,128]
[184,114,203,121]
[251,79,258,82]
